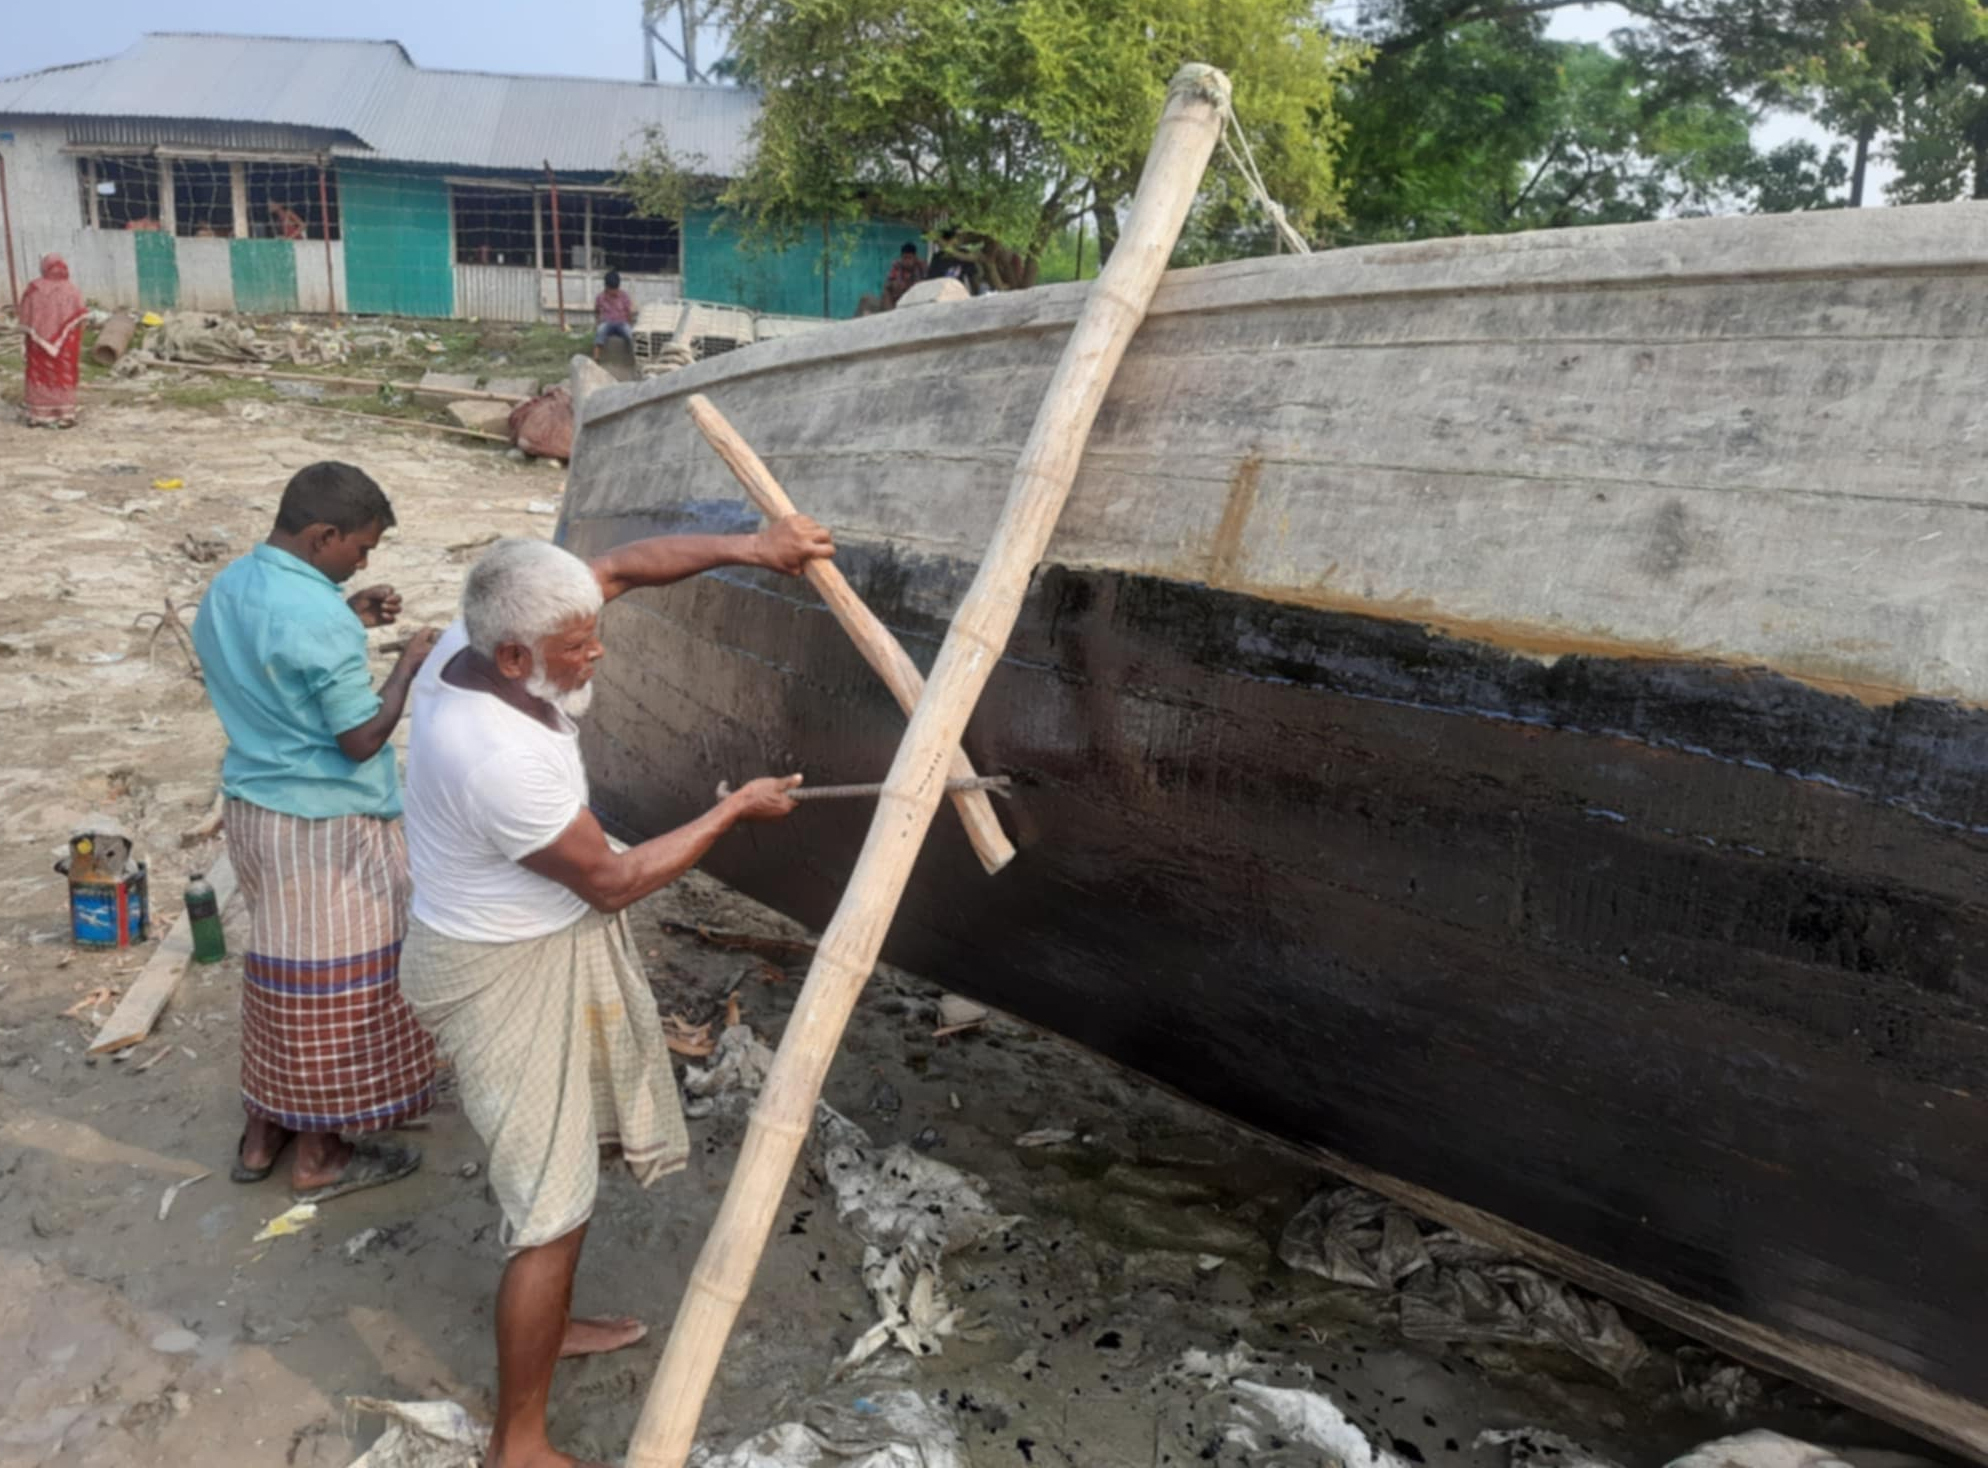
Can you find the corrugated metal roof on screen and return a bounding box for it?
[0,33,758,176]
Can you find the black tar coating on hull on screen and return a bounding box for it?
[562,505,1988,1405]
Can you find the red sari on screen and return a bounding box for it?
[21,255,86,427]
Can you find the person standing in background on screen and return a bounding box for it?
[18,255,87,428]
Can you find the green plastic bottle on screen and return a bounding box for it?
[185,872,226,964]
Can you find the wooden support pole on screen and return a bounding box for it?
[624,63,1230,1468]
[289,404,513,443]
[546,162,567,332]
[229,162,249,240]
[687,393,1014,875]
[318,163,339,326]
[158,156,176,237]
[0,152,16,310]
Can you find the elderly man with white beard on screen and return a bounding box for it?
[399,521,831,1468]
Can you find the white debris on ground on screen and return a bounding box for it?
[681,1021,777,1118]
[1677,1346,1768,1419]
[1666,1431,1948,1468]
[678,1019,1023,1371]
[1279,1185,1648,1379]
[1164,1343,1408,1467]
[111,311,360,375]
[1478,1427,1627,1467]
[108,312,473,379]
[1476,1428,1943,1468]
[689,1389,965,1468]
[342,1398,487,1468]
[812,1104,1020,1369]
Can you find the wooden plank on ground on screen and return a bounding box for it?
[90,853,237,1055]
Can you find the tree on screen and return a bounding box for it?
[1754,0,1982,205]
[1331,19,1566,242]
[1883,1,1988,200]
[622,0,1364,286]
[1333,24,1845,243]
[1340,0,1983,212]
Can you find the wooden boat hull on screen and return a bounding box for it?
[559,206,1988,1457]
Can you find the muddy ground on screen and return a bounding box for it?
[0,375,1950,1467]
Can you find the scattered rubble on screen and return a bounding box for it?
[1279,1184,1648,1380]
[343,1398,486,1468]
[813,1104,1019,1369]
[690,1389,964,1468]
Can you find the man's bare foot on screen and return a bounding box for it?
[557,1315,648,1358]
[239,1117,293,1172]
[288,1134,355,1191]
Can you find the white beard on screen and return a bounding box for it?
[525,663,595,720]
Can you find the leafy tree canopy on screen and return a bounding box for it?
[623,0,1364,284]
[621,0,1988,284]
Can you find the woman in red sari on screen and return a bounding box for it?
[20,255,87,427]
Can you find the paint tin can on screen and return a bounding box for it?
[55,827,150,951]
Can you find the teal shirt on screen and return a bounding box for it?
[191,543,399,819]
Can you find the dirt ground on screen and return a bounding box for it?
[0,377,1952,1467]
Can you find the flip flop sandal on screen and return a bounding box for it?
[291,1139,422,1205]
[231,1128,293,1183]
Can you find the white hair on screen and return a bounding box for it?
[462,538,603,658]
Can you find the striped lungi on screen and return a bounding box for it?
[401,908,688,1250]
[225,799,437,1133]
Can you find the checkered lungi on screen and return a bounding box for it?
[226,799,438,1133]
[400,908,688,1250]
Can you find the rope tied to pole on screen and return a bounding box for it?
[1172,61,1314,257]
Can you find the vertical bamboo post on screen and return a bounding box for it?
[624,63,1230,1468]
[317,164,339,326]
[0,152,18,310]
[685,393,1015,874]
[546,162,567,332]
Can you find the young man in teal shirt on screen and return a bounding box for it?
[192,462,441,1202]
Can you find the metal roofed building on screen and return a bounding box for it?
[0,33,906,321]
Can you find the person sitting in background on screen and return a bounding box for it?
[926,229,978,292]
[269,201,307,240]
[883,242,924,308]
[593,270,636,360]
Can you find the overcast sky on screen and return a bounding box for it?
[9,0,1886,202]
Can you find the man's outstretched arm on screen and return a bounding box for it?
[590,514,834,603]
[520,777,801,913]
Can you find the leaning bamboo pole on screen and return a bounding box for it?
[624,63,1232,1468]
[687,393,1015,875]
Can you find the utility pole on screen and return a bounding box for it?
[642,1,728,84]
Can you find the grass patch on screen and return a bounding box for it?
[319,390,446,423]
[422,320,586,380]
[153,379,282,412]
